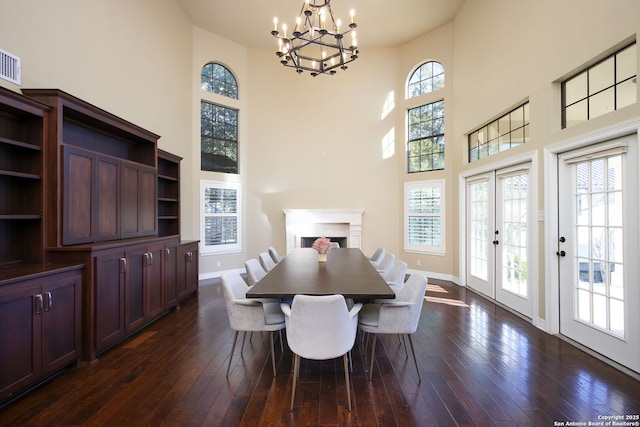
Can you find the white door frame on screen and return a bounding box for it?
[458,151,539,325]
[543,118,640,336]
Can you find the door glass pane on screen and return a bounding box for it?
[470,181,488,280]
[500,173,528,297]
[572,155,624,337]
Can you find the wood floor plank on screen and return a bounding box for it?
[2,277,639,426]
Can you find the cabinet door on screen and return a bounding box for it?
[0,283,41,401]
[185,245,199,295]
[146,242,165,319]
[94,154,120,242]
[163,243,178,309]
[177,243,199,301]
[63,148,121,245]
[95,251,126,352]
[62,146,93,245]
[121,163,157,239]
[125,245,146,333]
[41,272,82,376]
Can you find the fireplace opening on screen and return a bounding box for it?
[301,236,348,248]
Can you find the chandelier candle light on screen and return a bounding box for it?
[271,0,359,76]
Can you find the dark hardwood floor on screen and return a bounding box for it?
[2,277,639,426]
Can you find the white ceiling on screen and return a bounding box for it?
[176,0,466,49]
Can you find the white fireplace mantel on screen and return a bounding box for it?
[283,208,365,254]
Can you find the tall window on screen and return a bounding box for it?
[468,102,530,162]
[201,180,241,254]
[201,63,239,174]
[562,42,636,129]
[408,100,445,172]
[404,180,445,254]
[201,63,238,99]
[201,101,238,174]
[408,61,444,98]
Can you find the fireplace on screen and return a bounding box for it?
[283,209,364,254]
[300,236,348,248]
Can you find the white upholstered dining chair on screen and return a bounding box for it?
[221,272,285,377]
[259,251,277,272]
[383,260,408,289]
[375,252,395,276]
[358,273,428,382]
[268,246,283,263]
[280,295,362,411]
[368,247,386,269]
[245,258,266,287]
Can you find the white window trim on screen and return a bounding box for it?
[404,179,445,255]
[200,180,241,255]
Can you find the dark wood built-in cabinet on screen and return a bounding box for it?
[0,87,198,406]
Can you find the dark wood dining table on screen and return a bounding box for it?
[246,248,395,300]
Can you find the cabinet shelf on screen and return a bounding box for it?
[0,170,41,180]
[158,174,178,182]
[0,87,46,267]
[0,136,42,151]
[0,214,41,220]
[158,197,178,203]
[158,215,179,220]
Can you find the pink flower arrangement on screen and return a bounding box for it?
[311,237,332,254]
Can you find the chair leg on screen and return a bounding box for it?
[226,330,239,377]
[343,354,352,411]
[290,354,300,411]
[368,334,377,381]
[401,334,409,357]
[241,331,247,352]
[279,330,284,353]
[407,334,421,383]
[269,332,277,376]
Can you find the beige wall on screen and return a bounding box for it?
[1,1,639,323]
[0,0,192,156]
[243,46,403,263]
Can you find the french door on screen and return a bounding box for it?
[557,136,640,373]
[466,164,533,318]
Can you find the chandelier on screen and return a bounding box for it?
[271,0,359,77]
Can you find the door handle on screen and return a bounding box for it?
[556,250,566,257]
[492,240,499,245]
[44,292,53,311]
[35,294,43,314]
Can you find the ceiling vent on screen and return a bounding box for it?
[0,49,21,85]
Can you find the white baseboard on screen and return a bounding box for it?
[199,268,245,283]
[407,268,460,285]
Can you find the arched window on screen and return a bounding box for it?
[201,63,238,99]
[408,61,444,98]
[200,62,238,174]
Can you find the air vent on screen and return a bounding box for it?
[0,49,21,85]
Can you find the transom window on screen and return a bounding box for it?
[562,42,636,128]
[201,101,238,174]
[201,63,238,99]
[468,102,530,162]
[407,100,445,172]
[408,61,444,98]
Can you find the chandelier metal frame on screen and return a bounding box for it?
[271,0,359,77]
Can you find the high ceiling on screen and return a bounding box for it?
[176,0,466,49]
